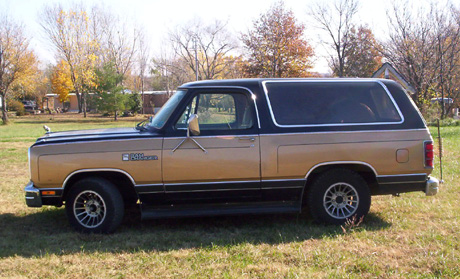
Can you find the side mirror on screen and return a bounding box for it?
[187,114,200,136]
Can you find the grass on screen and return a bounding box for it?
[0,114,459,278]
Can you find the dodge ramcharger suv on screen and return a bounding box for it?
[25,79,439,233]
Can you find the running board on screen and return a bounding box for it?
[140,202,300,220]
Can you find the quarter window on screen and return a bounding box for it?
[264,81,402,126]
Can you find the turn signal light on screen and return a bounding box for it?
[42,191,56,196]
[424,141,434,168]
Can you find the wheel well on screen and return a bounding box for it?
[63,171,138,205]
[302,163,378,206]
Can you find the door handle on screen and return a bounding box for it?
[238,137,255,142]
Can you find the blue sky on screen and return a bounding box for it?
[1,0,439,73]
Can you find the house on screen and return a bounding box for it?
[141,91,173,114]
[372,62,416,95]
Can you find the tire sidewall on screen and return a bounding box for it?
[308,169,371,225]
[66,177,124,233]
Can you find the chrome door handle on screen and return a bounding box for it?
[238,137,255,142]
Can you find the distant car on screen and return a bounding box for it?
[22,100,38,112]
[430,97,453,105]
[25,78,439,233]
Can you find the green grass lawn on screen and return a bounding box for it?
[0,114,459,278]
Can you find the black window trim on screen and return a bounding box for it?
[261,79,405,128]
[176,86,261,129]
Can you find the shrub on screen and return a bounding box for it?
[7,100,25,116]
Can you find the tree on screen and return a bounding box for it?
[242,1,314,78]
[383,1,460,116]
[41,4,99,117]
[136,29,150,114]
[0,14,38,124]
[333,26,382,77]
[50,60,74,103]
[94,62,126,120]
[310,0,359,77]
[169,18,237,80]
[95,7,140,83]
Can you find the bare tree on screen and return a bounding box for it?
[96,8,139,82]
[40,3,99,116]
[383,1,460,117]
[137,28,150,113]
[309,0,359,77]
[432,5,460,118]
[168,19,237,80]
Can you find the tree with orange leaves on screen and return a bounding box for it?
[242,1,314,78]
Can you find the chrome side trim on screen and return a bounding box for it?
[305,161,378,180]
[164,180,260,186]
[62,168,136,189]
[135,184,163,187]
[181,86,261,129]
[261,79,405,128]
[167,188,258,193]
[261,186,303,190]
[166,134,259,140]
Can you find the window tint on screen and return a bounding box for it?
[175,93,254,130]
[265,81,402,126]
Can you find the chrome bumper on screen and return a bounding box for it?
[25,181,42,207]
[425,177,439,196]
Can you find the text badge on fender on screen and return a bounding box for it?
[122,153,158,161]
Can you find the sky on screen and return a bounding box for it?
[0,0,445,73]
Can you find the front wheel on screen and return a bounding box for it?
[307,169,371,225]
[66,177,124,233]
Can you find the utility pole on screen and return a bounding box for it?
[194,36,198,81]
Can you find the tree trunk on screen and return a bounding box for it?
[114,110,118,121]
[1,94,9,125]
[83,92,87,118]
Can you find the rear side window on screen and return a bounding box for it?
[263,81,403,126]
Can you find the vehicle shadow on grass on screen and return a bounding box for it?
[0,207,391,258]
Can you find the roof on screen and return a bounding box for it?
[372,62,416,94]
[180,78,395,88]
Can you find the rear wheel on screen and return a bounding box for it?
[66,177,124,233]
[307,169,371,225]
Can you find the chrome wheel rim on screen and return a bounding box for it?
[323,182,359,219]
[73,190,106,228]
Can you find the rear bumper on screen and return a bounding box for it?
[374,174,439,196]
[425,177,439,196]
[25,181,42,207]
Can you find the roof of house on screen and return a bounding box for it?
[372,62,416,94]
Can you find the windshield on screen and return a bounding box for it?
[148,90,187,129]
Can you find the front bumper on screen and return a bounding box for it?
[25,181,42,207]
[425,176,439,196]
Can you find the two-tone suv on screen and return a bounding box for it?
[25,79,439,233]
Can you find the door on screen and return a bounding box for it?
[162,88,260,203]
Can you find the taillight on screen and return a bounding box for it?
[425,141,434,168]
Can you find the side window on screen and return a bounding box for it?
[265,81,402,126]
[175,93,254,131]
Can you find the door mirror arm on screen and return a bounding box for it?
[172,114,207,153]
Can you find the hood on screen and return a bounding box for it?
[33,127,161,146]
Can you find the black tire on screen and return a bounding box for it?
[65,177,124,233]
[307,169,371,225]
